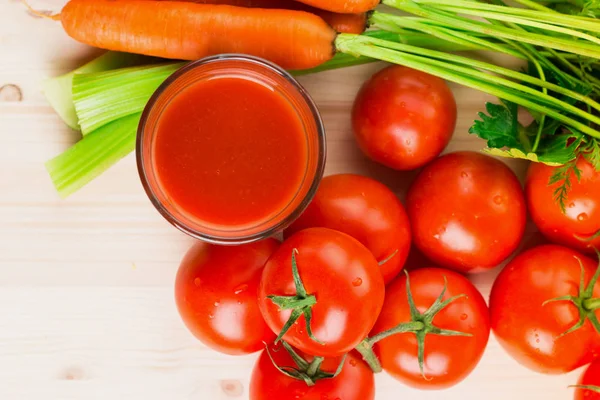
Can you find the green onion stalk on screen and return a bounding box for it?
[47,1,600,197]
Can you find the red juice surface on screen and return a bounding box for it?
[153,76,308,229]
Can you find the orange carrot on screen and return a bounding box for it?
[323,11,369,34]
[169,0,368,34]
[292,0,379,13]
[52,0,337,70]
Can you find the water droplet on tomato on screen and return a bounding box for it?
[433,234,440,240]
[320,394,329,400]
[208,314,214,319]
[349,359,357,367]
[214,301,220,307]
[194,278,202,287]
[461,171,468,178]
[400,102,406,108]
[536,339,540,343]
[405,139,411,146]
[578,213,589,222]
[569,202,575,209]
[234,283,249,295]
[216,169,221,175]
[460,314,468,321]
[493,195,503,205]
[352,278,363,287]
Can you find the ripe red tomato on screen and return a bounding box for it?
[175,239,278,355]
[285,174,411,284]
[490,244,600,374]
[259,228,385,357]
[406,151,526,273]
[526,157,600,254]
[575,360,600,400]
[352,65,456,171]
[250,343,375,400]
[370,268,490,389]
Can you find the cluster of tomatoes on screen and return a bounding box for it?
[174,66,600,399]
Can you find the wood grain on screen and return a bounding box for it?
[0,1,580,399]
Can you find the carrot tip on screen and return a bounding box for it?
[21,0,60,20]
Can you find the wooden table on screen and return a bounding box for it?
[0,1,582,399]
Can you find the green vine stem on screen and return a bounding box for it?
[355,271,472,376]
[575,230,600,243]
[379,249,399,266]
[571,385,600,394]
[267,249,323,345]
[543,255,600,337]
[265,342,346,387]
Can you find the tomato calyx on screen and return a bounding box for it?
[355,271,472,376]
[378,249,399,266]
[543,253,600,337]
[267,249,323,345]
[265,341,346,387]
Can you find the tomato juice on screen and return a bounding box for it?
[137,55,325,244]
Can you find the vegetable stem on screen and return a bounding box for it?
[383,0,600,58]
[584,298,600,311]
[336,34,600,139]
[267,250,323,345]
[46,113,141,198]
[354,271,472,376]
[354,340,382,373]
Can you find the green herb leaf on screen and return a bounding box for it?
[583,138,600,170]
[549,160,583,213]
[471,98,584,166]
[470,100,521,149]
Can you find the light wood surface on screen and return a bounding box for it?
[0,1,581,399]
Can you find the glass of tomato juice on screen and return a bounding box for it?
[137,55,326,244]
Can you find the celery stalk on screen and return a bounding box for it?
[43,52,153,131]
[73,63,183,136]
[46,113,141,198]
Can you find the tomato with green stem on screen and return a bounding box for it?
[490,244,600,374]
[526,157,600,255]
[407,151,526,273]
[574,360,600,400]
[258,227,385,357]
[249,342,375,400]
[355,268,490,389]
[352,65,456,171]
[175,239,278,355]
[285,174,411,284]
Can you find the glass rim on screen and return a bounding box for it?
[136,54,326,245]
